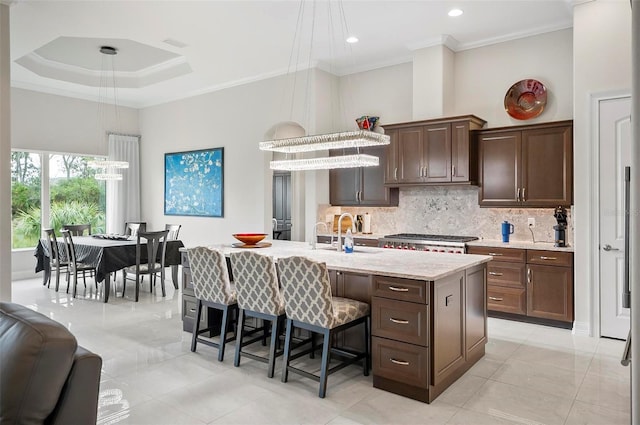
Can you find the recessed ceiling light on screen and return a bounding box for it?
[448,8,463,17]
[346,36,359,44]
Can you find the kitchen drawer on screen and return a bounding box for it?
[487,285,526,315]
[487,261,525,288]
[182,267,193,293]
[372,336,429,389]
[372,297,429,346]
[373,276,428,304]
[526,250,573,267]
[467,246,525,263]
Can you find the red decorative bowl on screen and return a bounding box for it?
[232,233,268,245]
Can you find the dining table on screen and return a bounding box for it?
[34,235,184,302]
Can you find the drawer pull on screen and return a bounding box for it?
[388,286,409,292]
[489,296,504,302]
[488,272,503,276]
[488,252,503,256]
[390,358,410,366]
[389,317,409,324]
[539,256,557,260]
[189,308,196,312]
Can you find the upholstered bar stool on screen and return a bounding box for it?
[230,251,286,378]
[277,256,370,398]
[187,247,238,362]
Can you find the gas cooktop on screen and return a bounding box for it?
[382,233,479,243]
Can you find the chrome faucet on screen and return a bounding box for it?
[311,222,329,250]
[336,212,356,252]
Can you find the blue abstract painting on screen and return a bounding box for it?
[164,148,224,217]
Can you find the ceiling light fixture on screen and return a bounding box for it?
[89,45,128,181]
[270,154,379,171]
[448,8,463,17]
[260,0,386,171]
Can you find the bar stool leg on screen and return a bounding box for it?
[281,319,294,383]
[234,309,246,367]
[318,329,332,398]
[267,317,280,378]
[218,305,231,362]
[191,299,203,352]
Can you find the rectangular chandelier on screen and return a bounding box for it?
[270,154,379,171]
[260,130,389,153]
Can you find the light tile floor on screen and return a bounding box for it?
[11,277,631,425]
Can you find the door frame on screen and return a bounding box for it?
[589,90,631,338]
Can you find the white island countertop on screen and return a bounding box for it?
[186,240,492,282]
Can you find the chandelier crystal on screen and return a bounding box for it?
[260,130,389,153]
[270,154,379,171]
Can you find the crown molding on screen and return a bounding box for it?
[455,21,573,52]
[0,0,19,7]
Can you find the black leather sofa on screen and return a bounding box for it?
[0,302,102,424]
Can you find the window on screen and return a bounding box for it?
[11,151,106,249]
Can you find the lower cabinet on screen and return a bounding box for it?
[371,265,487,403]
[467,246,574,325]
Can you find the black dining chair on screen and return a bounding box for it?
[43,228,69,292]
[60,229,97,297]
[122,230,168,302]
[165,224,181,240]
[124,222,147,237]
[62,224,91,236]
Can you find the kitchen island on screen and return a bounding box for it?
[181,240,492,403]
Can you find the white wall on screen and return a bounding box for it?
[453,29,573,127]
[573,1,631,335]
[139,72,317,247]
[12,88,139,155]
[10,88,139,279]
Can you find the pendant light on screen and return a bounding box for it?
[259,0,389,171]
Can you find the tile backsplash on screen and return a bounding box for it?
[318,186,573,245]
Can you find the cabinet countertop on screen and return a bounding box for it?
[467,239,574,253]
[182,240,491,281]
[316,232,383,240]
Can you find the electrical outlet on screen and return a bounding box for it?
[528,217,536,227]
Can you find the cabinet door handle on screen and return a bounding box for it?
[389,318,410,324]
[189,308,196,312]
[452,165,456,176]
[522,187,526,202]
[516,188,521,202]
[423,166,427,177]
[445,294,453,306]
[394,167,398,180]
[489,272,503,276]
[539,256,557,260]
[488,252,503,256]
[528,268,532,284]
[390,358,410,366]
[388,286,409,292]
[489,296,504,302]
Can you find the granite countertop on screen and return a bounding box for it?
[185,240,492,281]
[467,239,574,252]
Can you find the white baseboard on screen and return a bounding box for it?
[12,271,39,282]
[572,321,592,337]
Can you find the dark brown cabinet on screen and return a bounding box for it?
[478,121,573,207]
[384,115,486,186]
[372,265,487,403]
[329,145,398,206]
[467,246,574,325]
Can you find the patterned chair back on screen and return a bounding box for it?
[276,256,333,328]
[230,251,282,316]
[187,247,235,305]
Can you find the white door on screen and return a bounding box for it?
[599,96,631,339]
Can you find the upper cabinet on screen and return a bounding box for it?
[384,115,487,186]
[478,120,573,208]
[329,145,399,207]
